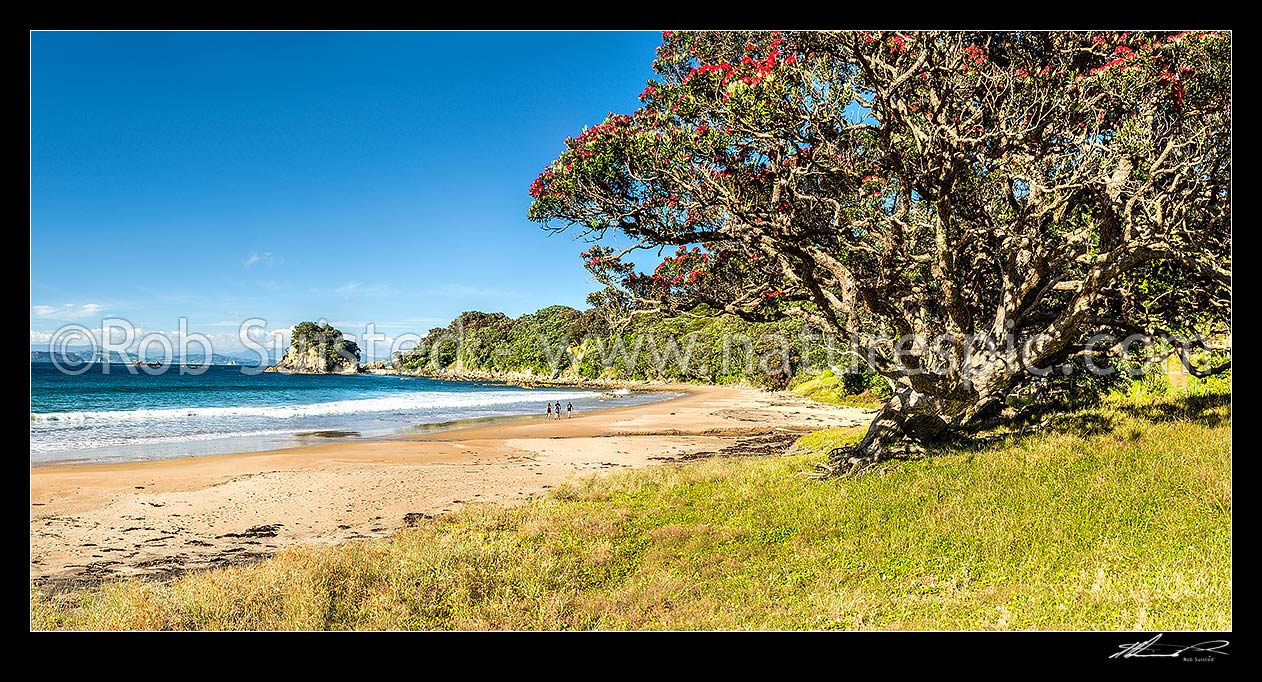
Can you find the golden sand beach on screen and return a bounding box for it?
[31,384,871,589]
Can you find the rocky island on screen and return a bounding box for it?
[266,321,361,374]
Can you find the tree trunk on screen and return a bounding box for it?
[824,378,1000,475]
[828,399,949,470]
[820,356,1020,476]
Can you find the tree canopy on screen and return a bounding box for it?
[528,31,1231,467]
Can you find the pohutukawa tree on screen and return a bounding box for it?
[528,30,1231,471]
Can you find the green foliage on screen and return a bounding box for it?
[393,304,873,386]
[32,391,1230,630]
[1112,364,1231,402]
[789,427,863,455]
[791,369,888,408]
[1185,371,1231,396]
[288,321,360,366]
[395,306,600,377]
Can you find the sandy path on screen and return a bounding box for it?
[30,385,871,590]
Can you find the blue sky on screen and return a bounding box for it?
[31,31,662,355]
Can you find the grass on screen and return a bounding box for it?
[31,392,1230,631]
[790,369,887,409]
[788,427,865,457]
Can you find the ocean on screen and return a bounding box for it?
[30,364,668,464]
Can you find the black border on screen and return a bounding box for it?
[26,16,1235,667]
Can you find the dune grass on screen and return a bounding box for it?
[31,392,1230,631]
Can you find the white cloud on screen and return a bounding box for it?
[31,321,293,356]
[31,303,106,319]
[243,252,283,268]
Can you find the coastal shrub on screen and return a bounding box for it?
[393,304,855,385]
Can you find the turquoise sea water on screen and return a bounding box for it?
[30,364,666,464]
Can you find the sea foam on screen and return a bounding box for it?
[30,390,601,423]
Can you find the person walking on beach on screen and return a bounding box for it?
[546,402,552,419]
[554,400,562,419]
[566,402,573,418]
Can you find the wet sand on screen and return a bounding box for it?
[30,384,872,590]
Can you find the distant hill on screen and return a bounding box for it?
[75,349,139,364]
[164,353,264,367]
[30,350,85,364]
[30,347,266,366]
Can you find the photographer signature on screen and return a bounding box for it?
[1110,634,1229,659]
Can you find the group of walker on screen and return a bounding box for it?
[546,400,574,419]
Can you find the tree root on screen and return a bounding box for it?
[807,413,1059,480]
[804,441,927,480]
[805,457,879,480]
